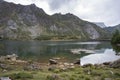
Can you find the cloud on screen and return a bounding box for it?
[47,0,69,10]
[4,0,120,26]
[4,0,33,5]
[4,0,51,14]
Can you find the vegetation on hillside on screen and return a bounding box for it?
[112,45,120,54]
[111,29,120,44]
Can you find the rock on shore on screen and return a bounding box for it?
[109,59,120,68]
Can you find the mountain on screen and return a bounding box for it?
[93,22,107,28]
[104,24,120,33]
[0,0,109,40]
[114,24,120,30]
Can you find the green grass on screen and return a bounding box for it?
[0,66,120,80]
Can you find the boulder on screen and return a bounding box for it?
[69,66,75,69]
[59,65,64,69]
[6,54,18,61]
[109,59,120,68]
[48,66,57,71]
[49,59,57,65]
[103,62,111,65]
[24,63,42,71]
[52,57,61,60]
[74,59,80,65]
[0,64,7,69]
[63,63,70,66]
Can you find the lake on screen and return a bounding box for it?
[0,40,120,65]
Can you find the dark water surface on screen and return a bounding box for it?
[0,40,120,64]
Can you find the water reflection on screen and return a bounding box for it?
[0,40,119,63]
[81,49,120,65]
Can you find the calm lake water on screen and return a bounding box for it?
[0,40,120,65]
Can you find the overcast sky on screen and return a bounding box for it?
[4,0,120,26]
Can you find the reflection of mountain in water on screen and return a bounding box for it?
[81,49,120,65]
[0,40,116,63]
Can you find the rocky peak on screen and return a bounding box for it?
[93,22,107,28]
[28,4,45,14]
[0,0,45,15]
[30,4,36,7]
[104,24,120,33]
[52,13,81,22]
[65,13,80,20]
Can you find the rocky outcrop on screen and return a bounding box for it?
[0,1,109,40]
[74,59,81,65]
[49,59,58,65]
[93,22,107,28]
[0,54,27,64]
[0,54,18,61]
[104,24,120,34]
[109,59,120,68]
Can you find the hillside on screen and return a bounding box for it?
[104,24,120,34]
[0,0,109,40]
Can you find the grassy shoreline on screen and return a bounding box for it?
[0,58,120,80]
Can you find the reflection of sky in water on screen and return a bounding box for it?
[75,42,101,45]
[0,40,119,63]
[42,41,101,46]
[81,49,120,65]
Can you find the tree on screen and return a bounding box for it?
[111,29,120,44]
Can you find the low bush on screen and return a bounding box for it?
[3,72,33,79]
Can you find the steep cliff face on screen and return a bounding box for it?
[0,1,109,40]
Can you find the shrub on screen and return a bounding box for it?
[115,72,120,77]
[3,72,33,79]
[46,74,61,80]
[111,29,120,44]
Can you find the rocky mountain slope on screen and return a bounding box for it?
[104,24,120,33]
[93,22,107,28]
[0,0,109,40]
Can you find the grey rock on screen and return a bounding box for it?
[0,64,7,69]
[109,59,120,68]
[24,62,42,70]
[49,59,57,65]
[48,66,57,71]
[103,62,111,65]
[74,59,81,65]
